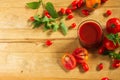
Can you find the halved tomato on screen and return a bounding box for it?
[72,48,88,64]
[61,53,76,70]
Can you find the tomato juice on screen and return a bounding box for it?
[78,20,103,48]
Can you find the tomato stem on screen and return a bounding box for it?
[93,3,98,8]
[111,24,115,28]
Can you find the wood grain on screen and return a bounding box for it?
[0,0,120,80]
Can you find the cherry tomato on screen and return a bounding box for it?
[101,77,109,80]
[112,59,120,68]
[105,10,112,16]
[71,0,84,10]
[97,63,103,70]
[62,53,76,70]
[45,40,52,46]
[65,8,72,15]
[71,23,77,28]
[72,48,88,64]
[106,18,120,34]
[29,16,35,21]
[71,6,77,11]
[44,11,49,15]
[81,9,90,16]
[71,0,78,7]
[81,62,89,72]
[104,37,119,50]
[60,8,66,15]
[98,46,106,55]
[67,14,74,19]
[77,0,84,8]
[45,14,51,18]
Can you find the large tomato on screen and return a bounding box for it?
[72,48,88,64]
[106,18,120,34]
[61,53,76,70]
[103,37,119,50]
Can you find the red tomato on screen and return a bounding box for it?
[77,0,84,8]
[44,11,51,18]
[65,8,72,15]
[101,0,108,4]
[62,53,76,70]
[97,63,103,70]
[45,40,52,46]
[101,77,109,80]
[81,62,89,72]
[104,37,119,50]
[71,23,77,28]
[71,0,78,7]
[98,46,106,55]
[67,14,74,19]
[60,8,66,15]
[105,10,112,16]
[81,9,90,16]
[112,59,120,68]
[72,48,88,64]
[29,16,35,21]
[106,18,120,34]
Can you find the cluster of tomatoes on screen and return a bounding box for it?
[98,18,120,68]
[61,48,89,72]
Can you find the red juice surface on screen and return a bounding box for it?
[78,20,103,48]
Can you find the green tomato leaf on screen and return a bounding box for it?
[52,23,59,32]
[34,15,40,21]
[42,16,49,22]
[107,33,119,45]
[44,22,52,31]
[45,2,59,18]
[60,21,68,36]
[109,52,120,60]
[26,0,41,9]
[49,18,55,22]
[32,21,42,29]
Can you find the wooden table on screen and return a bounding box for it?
[0,0,120,80]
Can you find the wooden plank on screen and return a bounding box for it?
[0,51,119,80]
[0,7,120,29]
[0,41,119,79]
[0,29,77,41]
[0,0,120,8]
[0,39,80,53]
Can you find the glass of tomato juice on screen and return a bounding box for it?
[78,20,103,48]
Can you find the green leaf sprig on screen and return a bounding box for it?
[45,2,59,18]
[107,33,120,45]
[26,0,68,36]
[26,0,41,9]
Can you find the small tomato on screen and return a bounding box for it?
[81,62,89,72]
[97,63,103,70]
[112,59,120,68]
[45,40,52,46]
[101,77,109,80]
[98,46,106,55]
